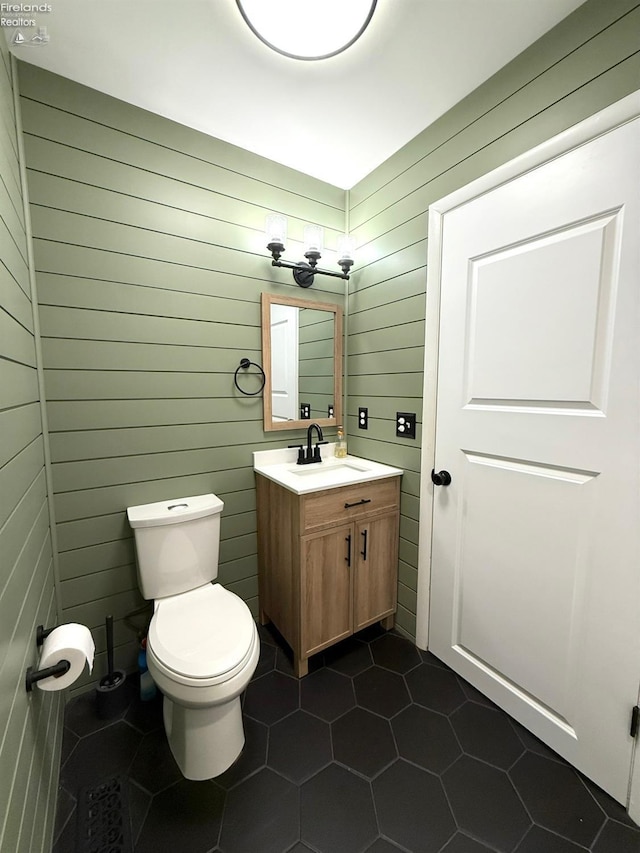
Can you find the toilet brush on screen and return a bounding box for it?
[95,614,128,719]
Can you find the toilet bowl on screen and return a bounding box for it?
[127,494,259,780]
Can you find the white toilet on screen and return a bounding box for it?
[126,493,259,780]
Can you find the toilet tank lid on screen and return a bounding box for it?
[127,494,224,528]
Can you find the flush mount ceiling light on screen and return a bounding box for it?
[266,214,354,287]
[236,0,377,61]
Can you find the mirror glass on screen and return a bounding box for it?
[261,293,343,431]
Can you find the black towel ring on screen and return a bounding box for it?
[234,358,266,396]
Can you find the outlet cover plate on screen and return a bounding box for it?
[358,407,368,429]
[396,412,416,439]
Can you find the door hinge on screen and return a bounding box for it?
[630,706,640,738]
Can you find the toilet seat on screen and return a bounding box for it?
[148,583,256,686]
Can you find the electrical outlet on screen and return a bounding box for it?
[396,412,416,439]
[328,405,334,418]
[301,403,311,419]
[358,407,368,429]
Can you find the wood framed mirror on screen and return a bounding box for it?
[261,292,343,432]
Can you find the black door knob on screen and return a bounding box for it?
[431,469,452,486]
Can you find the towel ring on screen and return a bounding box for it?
[234,358,266,396]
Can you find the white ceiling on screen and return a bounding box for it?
[8,0,585,188]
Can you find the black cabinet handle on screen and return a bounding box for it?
[345,534,352,567]
[360,529,368,561]
[431,469,452,486]
[344,498,372,509]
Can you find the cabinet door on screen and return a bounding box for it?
[301,525,353,656]
[354,513,399,631]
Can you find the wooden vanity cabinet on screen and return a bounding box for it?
[256,474,401,677]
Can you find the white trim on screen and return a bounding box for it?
[416,89,640,816]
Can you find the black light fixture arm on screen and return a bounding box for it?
[266,234,353,287]
[271,257,350,281]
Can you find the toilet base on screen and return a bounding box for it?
[163,695,245,780]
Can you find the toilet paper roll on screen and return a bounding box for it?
[36,624,95,691]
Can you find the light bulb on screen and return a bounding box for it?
[303,224,324,255]
[337,234,354,262]
[265,213,287,247]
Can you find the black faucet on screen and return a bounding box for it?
[296,423,326,465]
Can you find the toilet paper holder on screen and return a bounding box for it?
[25,624,71,693]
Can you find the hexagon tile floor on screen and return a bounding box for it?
[53,625,640,853]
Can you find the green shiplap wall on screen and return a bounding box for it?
[17,62,346,692]
[0,49,61,853]
[346,0,640,640]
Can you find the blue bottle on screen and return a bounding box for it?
[138,638,157,701]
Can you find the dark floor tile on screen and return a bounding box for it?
[406,662,466,716]
[510,719,567,764]
[457,677,500,709]
[370,632,421,673]
[392,704,461,774]
[300,668,355,722]
[301,763,377,853]
[324,636,373,676]
[129,728,181,793]
[258,621,283,647]
[136,778,225,853]
[124,689,164,734]
[243,670,299,725]
[215,716,268,790]
[219,768,298,853]
[365,839,404,852]
[373,759,456,853]
[252,637,277,679]
[60,720,142,792]
[356,623,387,643]
[52,805,76,853]
[52,785,75,846]
[592,820,640,852]
[443,755,531,851]
[60,726,79,766]
[583,776,639,828]
[128,778,152,846]
[332,707,396,777]
[353,666,410,718]
[450,701,525,769]
[269,710,332,783]
[510,752,605,848]
[441,834,496,852]
[274,644,298,676]
[419,649,452,669]
[58,624,640,853]
[514,825,592,852]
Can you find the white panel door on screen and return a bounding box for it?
[270,304,299,422]
[429,116,640,803]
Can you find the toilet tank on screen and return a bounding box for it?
[126,494,224,600]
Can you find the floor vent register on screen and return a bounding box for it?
[77,775,133,853]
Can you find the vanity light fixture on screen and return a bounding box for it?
[265,214,354,287]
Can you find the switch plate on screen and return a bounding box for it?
[358,407,368,429]
[301,403,311,419]
[396,412,416,439]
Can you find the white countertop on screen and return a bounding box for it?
[253,444,403,495]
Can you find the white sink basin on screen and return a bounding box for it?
[290,461,369,477]
[253,446,403,495]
